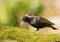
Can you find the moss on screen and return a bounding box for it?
[0,26,60,42]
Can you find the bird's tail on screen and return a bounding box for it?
[50,26,57,30]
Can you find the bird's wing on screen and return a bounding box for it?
[38,16,55,25]
[30,16,40,24]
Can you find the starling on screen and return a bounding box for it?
[21,14,57,31]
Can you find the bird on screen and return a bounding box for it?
[21,14,57,31]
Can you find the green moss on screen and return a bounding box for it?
[0,26,60,42]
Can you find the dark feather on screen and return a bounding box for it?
[22,14,57,31]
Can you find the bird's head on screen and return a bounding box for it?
[21,14,34,26]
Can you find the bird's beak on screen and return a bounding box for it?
[21,21,25,26]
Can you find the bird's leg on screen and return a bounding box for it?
[36,28,39,31]
[46,27,48,33]
[44,27,49,34]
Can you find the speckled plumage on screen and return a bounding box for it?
[22,14,57,31]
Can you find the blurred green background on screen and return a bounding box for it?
[0,0,43,27]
